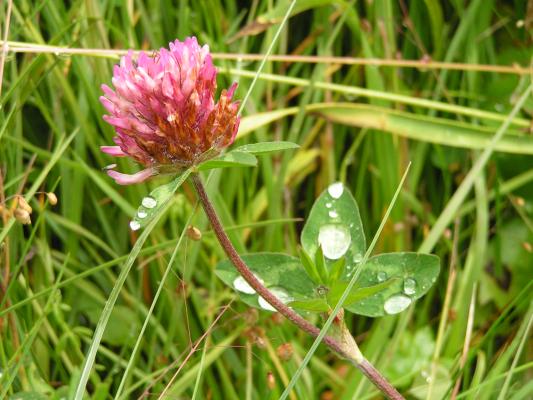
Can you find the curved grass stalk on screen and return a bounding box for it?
[229,69,531,128]
[74,170,190,400]
[115,206,197,398]
[237,103,533,154]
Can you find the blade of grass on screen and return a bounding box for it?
[115,204,198,398]
[496,305,533,400]
[74,170,190,400]
[237,0,297,116]
[228,69,531,128]
[418,82,532,254]
[238,103,532,154]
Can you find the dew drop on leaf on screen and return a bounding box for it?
[233,275,263,294]
[325,202,332,209]
[137,209,148,219]
[377,271,388,282]
[318,224,351,260]
[327,182,344,199]
[383,294,412,314]
[129,220,141,231]
[328,210,339,218]
[142,196,157,209]
[258,287,293,311]
[352,253,363,263]
[403,278,417,295]
[233,277,255,294]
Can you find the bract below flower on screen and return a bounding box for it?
[100,37,240,184]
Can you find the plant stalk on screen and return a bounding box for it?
[191,173,403,400]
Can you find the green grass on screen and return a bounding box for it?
[1,1,532,399]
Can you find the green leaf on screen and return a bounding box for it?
[9,393,48,400]
[314,103,533,154]
[298,247,321,284]
[196,151,257,170]
[289,298,330,312]
[315,246,329,284]
[130,170,191,230]
[237,108,296,138]
[215,253,316,311]
[232,101,533,154]
[328,257,346,284]
[345,252,440,317]
[233,141,299,154]
[301,182,366,281]
[326,279,396,308]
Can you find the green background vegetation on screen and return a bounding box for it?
[1,0,532,399]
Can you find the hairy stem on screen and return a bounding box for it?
[191,173,403,400]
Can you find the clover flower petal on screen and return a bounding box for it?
[100,37,240,184]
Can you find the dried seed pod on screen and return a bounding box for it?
[186,225,202,241]
[270,312,284,325]
[276,343,293,361]
[14,208,31,225]
[47,192,58,206]
[17,196,32,214]
[266,372,276,390]
[243,308,259,325]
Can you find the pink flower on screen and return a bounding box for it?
[100,37,240,185]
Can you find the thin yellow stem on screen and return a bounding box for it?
[2,40,532,75]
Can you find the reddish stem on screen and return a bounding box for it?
[191,173,403,400]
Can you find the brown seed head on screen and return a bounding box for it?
[186,225,202,241]
[17,196,32,214]
[14,208,31,225]
[47,192,58,206]
[276,343,293,361]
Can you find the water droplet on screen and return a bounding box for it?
[377,271,387,282]
[258,287,293,312]
[318,224,351,260]
[233,276,257,294]
[142,196,157,209]
[316,286,328,297]
[352,253,363,263]
[327,182,344,199]
[403,278,417,295]
[137,209,148,219]
[384,294,412,314]
[129,220,141,231]
[328,210,339,218]
[326,202,332,209]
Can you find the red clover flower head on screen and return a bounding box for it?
[100,37,240,184]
